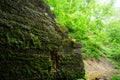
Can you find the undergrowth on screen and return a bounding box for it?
[45,0,120,59]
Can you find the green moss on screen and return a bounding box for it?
[0,0,85,79]
[0,0,60,79]
[58,54,85,79]
[0,48,53,79]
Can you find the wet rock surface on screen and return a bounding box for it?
[0,0,85,80]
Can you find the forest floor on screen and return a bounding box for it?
[84,58,115,80]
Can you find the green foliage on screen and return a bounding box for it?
[112,75,120,80]
[45,0,120,59]
[107,20,120,43]
[45,0,120,79]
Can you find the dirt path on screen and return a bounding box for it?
[84,58,115,80]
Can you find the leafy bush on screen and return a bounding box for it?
[45,0,120,59]
[112,75,120,80]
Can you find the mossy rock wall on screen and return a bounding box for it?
[0,0,85,80]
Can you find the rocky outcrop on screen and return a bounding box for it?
[0,0,85,79]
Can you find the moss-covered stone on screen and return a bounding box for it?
[0,0,85,80]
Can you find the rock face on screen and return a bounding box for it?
[0,0,85,80]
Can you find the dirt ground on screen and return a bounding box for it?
[84,58,115,80]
